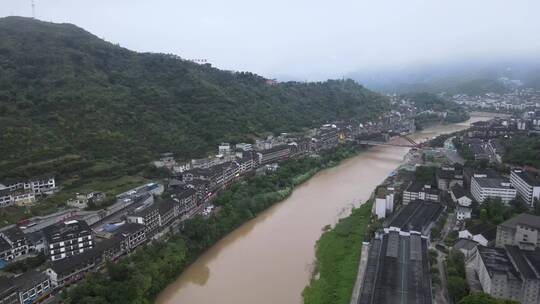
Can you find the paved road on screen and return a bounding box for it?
[350,243,370,304]
[434,211,454,304]
[435,252,450,304]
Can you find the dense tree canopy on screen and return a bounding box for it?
[0,16,389,181]
[503,134,540,169]
[459,293,519,304]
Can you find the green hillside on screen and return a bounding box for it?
[0,16,389,183]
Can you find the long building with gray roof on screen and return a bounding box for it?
[358,231,433,304]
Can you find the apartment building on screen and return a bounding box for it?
[510,169,540,207]
[43,220,93,261]
[471,177,517,204]
[472,245,540,304]
[496,213,540,250]
[0,271,51,304]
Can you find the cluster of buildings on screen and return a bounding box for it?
[0,181,199,303]
[361,173,445,304]
[0,121,373,303]
[458,214,540,304]
[365,110,540,303]
[0,177,57,208]
[451,87,540,112]
[462,115,540,164]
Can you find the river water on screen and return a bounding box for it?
[155,115,492,304]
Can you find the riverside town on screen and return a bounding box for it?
[1,7,540,304]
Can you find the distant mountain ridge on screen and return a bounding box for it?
[348,57,540,95]
[0,16,389,180]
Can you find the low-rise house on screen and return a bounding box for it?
[453,238,479,259]
[403,182,440,204]
[510,169,540,207]
[127,204,160,237]
[456,206,472,221]
[459,223,497,247]
[0,189,12,208]
[185,179,210,200]
[153,153,177,170]
[43,220,93,261]
[25,231,45,254]
[1,177,57,196]
[436,167,464,191]
[0,270,51,304]
[1,227,28,258]
[11,190,36,207]
[172,162,191,174]
[450,184,472,207]
[182,168,219,191]
[235,143,253,152]
[66,192,106,209]
[190,157,219,169]
[450,184,473,221]
[0,236,14,262]
[170,188,198,218]
[471,177,517,204]
[496,213,540,250]
[0,189,35,208]
[45,249,101,289]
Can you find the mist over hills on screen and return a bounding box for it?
[348,57,540,95]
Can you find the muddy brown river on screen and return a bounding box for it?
[156,115,493,304]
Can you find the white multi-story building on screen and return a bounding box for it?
[43,220,93,261]
[403,182,440,204]
[218,143,231,155]
[471,177,517,204]
[235,143,253,152]
[510,170,540,207]
[496,213,540,250]
[374,187,395,219]
[471,245,540,304]
[0,177,56,195]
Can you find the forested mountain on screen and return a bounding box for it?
[0,16,389,181]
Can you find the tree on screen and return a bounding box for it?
[448,276,469,303]
[533,198,540,216]
[459,293,519,304]
[508,198,526,214]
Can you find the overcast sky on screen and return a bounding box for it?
[2,0,540,80]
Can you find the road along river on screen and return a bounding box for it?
[156,115,493,304]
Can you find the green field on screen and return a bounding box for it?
[303,200,374,304]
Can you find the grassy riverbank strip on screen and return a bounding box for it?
[302,200,374,304]
[64,143,362,303]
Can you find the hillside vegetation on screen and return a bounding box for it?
[0,16,389,184]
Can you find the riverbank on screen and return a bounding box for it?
[301,115,496,304]
[151,114,494,304]
[302,200,373,304]
[65,143,364,303]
